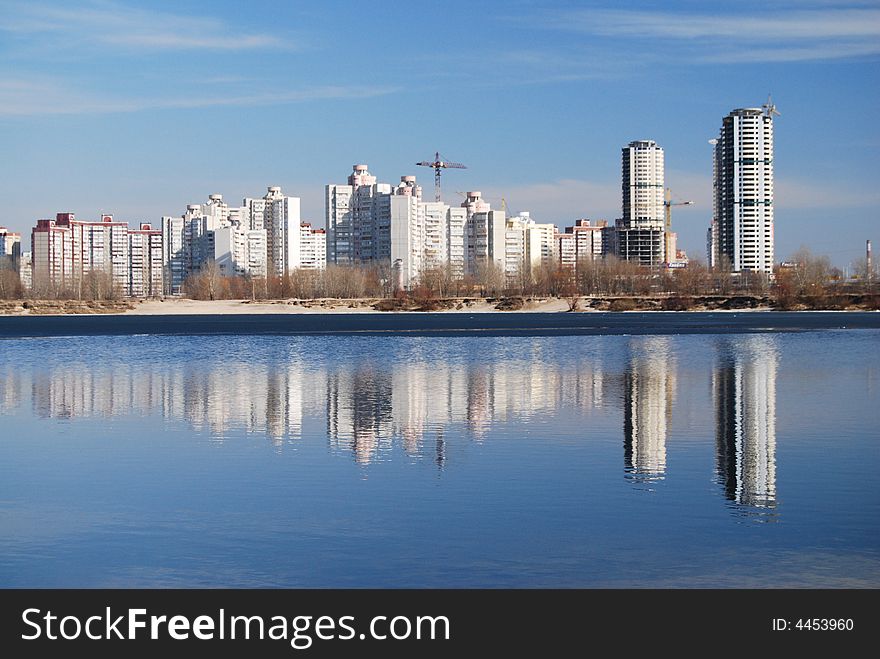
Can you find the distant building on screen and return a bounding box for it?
[20,251,32,291]
[326,164,386,265]
[0,227,21,271]
[504,211,556,282]
[163,186,311,292]
[556,219,609,269]
[299,223,326,271]
[327,168,486,288]
[707,220,718,269]
[617,140,665,267]
[263,187,302,276]
[712,105,775,272]
[128,223,164,297]
[468,207,507,275]
[31,213,163,297]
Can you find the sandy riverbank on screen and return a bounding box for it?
[124,297,574,315]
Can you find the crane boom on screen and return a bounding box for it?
[416,151,467,201]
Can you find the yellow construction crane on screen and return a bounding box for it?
[664,188,693,264]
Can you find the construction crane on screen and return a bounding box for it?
[664,188,694,264]
[763,94,781,118]
[416,152,466,202]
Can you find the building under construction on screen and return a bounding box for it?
[617,140,666,268]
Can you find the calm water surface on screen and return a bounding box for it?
[0,330,878,587]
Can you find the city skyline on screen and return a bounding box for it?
[1,1,877,268]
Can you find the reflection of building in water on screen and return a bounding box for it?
[327,365,394,464]
[714,336,777,509]
[29,362,326,445]
[19,341,615,465]
[623,337,676,482]
[0,365,24,412]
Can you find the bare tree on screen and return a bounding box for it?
[0,269,23,299]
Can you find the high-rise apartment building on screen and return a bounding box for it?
[327,167,475,287]
[299,223,326,271]
[263,186,304,277]
[556,219,610,269]
[326,164,388,265]
[164,186,310,292]
[128,222,164,297]
[617,140,665,267]
[710,105,775,272]
[504,212,556,282]
[31,213,163,297]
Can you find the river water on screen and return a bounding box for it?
[0,327,877,586]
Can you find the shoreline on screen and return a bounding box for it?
[1,309,878,338]
[1,293,877,317]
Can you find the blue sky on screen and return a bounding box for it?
[1,0,878,266]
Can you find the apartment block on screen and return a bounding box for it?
[31,213,163,297]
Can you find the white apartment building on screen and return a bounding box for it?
[617,140,665,267]
[711,106,775,273]
[326,164,385,265]
[299,223,326,270]
[213,224,250,278]
[128,223,164,297]
[501,212,557,282]
[265,190,302,276]
[19,251,32,290]
[163,186,310,292]
[162,203,213,295]
[327,167,473,287]
[388,193,424,286]
[462,192,506,275]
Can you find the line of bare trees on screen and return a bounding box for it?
[179,248,877,303]
[0,268,120,301]
[1,247,876,303]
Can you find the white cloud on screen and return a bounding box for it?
[450,167,879,228]
[0,77,398,116]
[547,7,880,63]
[479,179,620,223]
[775,177,880,209]
[0,0,288,51]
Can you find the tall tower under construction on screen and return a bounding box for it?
[617,140,665,267]
[711,104,776,273]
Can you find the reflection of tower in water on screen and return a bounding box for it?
[327,365,393,465]
[623,337,676,482]
[714,335,778,510]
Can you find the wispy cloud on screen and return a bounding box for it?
[0,77,397,116]
[478,168,880,226]
[0,0,288,51]
[545,6,880,63]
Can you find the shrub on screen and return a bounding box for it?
[609,298,638,311]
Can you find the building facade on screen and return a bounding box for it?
[711,106,775,273]
[617,140,665,267]
[299,223,326,271]
[556,219,610,269]
[32,213,163,297]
